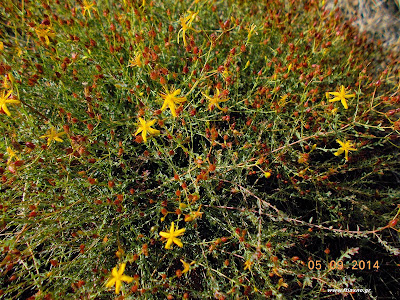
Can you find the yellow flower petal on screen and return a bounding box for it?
[115,280,121,294]
[165,238,173,249]
[172,237,183,248]
[174,228,186,235]
[2,104,11,116]
[134,127,143,135]
[5,99,20,104]
[105,277,116,288]
[141,130,147,142]
[120,275,134,283]
[118,263,126,276]
[159,232,170,238]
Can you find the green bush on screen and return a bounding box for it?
[1,0,400,299]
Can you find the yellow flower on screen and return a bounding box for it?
[177,11,199,46]
[244,259,253,270]
[278,94,288,108]
[221,69,231,80]
[246,24,257,43]
[180,259,195,274]
[202,88,228,112]
[6,147,19,165]
[272,267,281,277]
[40,127,66,146]
[3,73,14,89]
[159,86,186,117]
[82,0,96,17]
[134,117,160,143]
[159,222,186,249]
[15,46,23,57]
[105,263,133,294]
[35,25,55,45]
[0,41,3,51]
[0,90,20,116]
[334,139,357,161]
[277,278,288,290]
[128,52,142,67]
[327,85,355,109]
[184,205,203,222]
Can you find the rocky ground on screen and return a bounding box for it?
[327,0,400,52]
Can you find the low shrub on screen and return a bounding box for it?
[1,0,399,299]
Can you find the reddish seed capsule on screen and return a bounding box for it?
[189,108,197,116]
[150,70,158,80]
[28,211,37,218]
[387,110,396,116]
[14,160,24,167]
[264,290,272,297]
[389,219,398,227]
[50,259,58,266]
[25,142,36,149]
[87,123,94,131]
[131,285,138,292]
